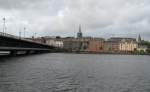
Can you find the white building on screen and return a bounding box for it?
[137,45,148,52]
[46,38,64,48]
[119,39,138,52]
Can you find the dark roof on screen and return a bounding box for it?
[108,37,136,42]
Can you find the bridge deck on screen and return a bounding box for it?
[0,32,56,53]
[0,47,52,51]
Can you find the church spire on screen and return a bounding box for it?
[77,24,83,38]
[79,24,81,33]
[138,34,141,43]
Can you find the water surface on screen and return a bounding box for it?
[0,53,150,92]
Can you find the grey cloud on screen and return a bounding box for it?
[0,0,36,9]
[0,0,150,40]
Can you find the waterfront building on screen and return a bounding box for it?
[86,38,105,53]
[63,38,89,52]
[63,37,105,52]
[104,37,137,53]
[104,41,120,53]
[63,38,78,51]
[137,45,148,52]
[119,39,138,52]
[45,38,64,48]
[63,25,90,52]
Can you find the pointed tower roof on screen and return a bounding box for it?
[79,24,82,33]
[138,34,141,43]
[77,24,83,38]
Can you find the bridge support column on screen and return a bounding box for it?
[25,51,30,55]
[10,51,17,56]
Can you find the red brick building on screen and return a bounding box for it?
[86,38,105,53]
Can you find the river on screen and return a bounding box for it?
[0,53,150,92]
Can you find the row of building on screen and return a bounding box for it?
[26,26,147,53]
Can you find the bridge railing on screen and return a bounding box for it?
[0,32,49,46]
[0,32,19,39]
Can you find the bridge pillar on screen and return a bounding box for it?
[10,51,17,56]
[25,51,30,55]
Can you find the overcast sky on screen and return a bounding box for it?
[0,0,150,40]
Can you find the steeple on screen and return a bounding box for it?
[138,34,141,43]
[79,24,81,33]
[77,24,83,38]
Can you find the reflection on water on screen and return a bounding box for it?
[0,53,150,92]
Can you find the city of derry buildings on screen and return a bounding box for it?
[119,39,138,52]
[28,36,140,54]
[27,26,144,54]
[46,37,139,53]
[63,37,105,53]
[105,37,138,53]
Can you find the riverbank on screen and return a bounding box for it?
[0,51,150,57]
[60,51,150,55]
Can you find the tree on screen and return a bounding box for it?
[139,50,145,54]
[146,49,150,54]
[140,41,150,48]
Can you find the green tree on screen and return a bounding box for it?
[146,49,150,54]
[140,41,150,48]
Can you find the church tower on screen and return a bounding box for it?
[138,34,142,43]
[77,25,83,38]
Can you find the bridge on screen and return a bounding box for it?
[0,32,56,55]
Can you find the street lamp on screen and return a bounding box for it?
[24,27,26,38]
[34,33,37,38]
[2,17,6,36]
[19,29,21,39]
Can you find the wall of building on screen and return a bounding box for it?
[86,40,104,53]
[26,36,140,53]
[46,39,63,48]
[104,41,120,53]
[63,38,89,52]
[119,42,138,52]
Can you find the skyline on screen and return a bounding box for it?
[0,0,150,40]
